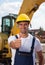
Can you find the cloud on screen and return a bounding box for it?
[0,1,22,20]
[30,2,45,30]
[0,1,22,17]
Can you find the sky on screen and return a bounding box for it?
[0,0,45,32]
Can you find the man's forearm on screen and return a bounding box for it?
[39,56,44,65]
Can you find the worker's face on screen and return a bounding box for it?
[18,22,29,34]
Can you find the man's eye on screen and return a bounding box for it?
[19,24,22,26]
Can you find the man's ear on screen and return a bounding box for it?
[29,23,32,28]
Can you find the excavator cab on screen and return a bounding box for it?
[1,14,17,35]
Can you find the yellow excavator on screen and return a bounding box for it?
[0,0,45,65]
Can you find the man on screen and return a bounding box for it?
[8,14,44,65]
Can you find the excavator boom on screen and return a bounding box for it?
[19,0,45,19]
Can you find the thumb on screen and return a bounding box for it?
[18,35,21,39]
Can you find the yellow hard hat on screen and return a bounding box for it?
[16,14,30,23]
